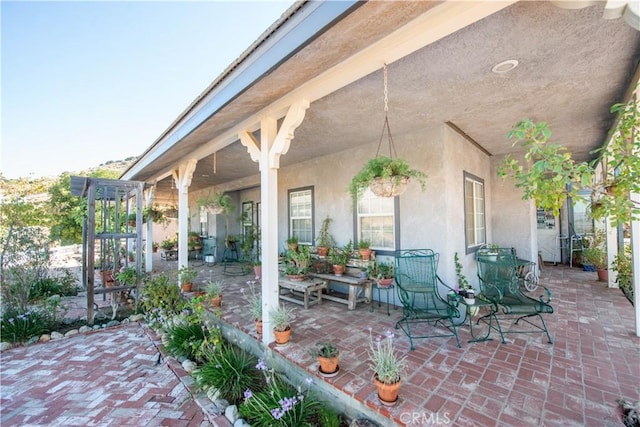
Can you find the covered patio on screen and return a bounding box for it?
[152,255,639,426]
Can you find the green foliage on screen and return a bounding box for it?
[178,266,198,284]
[329,241,353,267]
[241,281,262,319]
[239,358,321,427]
[612,246,633,304]
[284,245,311,275]
[454,252,470,290]
[590,93,640,224]
[349,156,427,202]
[269,304,294,332]
[498,120,593,217]
[315,216,335,248]
[367,260,394,280]
[205,280,223,298]
[115,266,140,286]
[164,322,209,360]
[309,339,339,358]
[139,273,183,316]
[357,240,371,249]
[0,306,52,343]
[194,344,264,406]
[368,330,407,385]
[29,270,79,301]
[315,406,343,427]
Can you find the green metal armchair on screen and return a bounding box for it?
[476,247,553,343]
[394,249,461,350]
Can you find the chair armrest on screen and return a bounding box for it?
[537,286,552,304]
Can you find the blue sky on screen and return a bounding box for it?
[1,1,294,179]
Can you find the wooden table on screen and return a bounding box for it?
[307,272,371,310]
[279,277,327,309]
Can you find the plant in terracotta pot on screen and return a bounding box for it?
[269,304,294,345]
[205,280,223,307]
[368,329,407,406]
[241,281,262,334]
[309,339,340,376]
[284,245,311,280]
[315,216,335,257]
[357,240,372,261]
[349,156,427,202]
[178,266,198,292]
[329,241,352,277]
[582,230,608,281]
[368,260,394,287]
[286,236,298,252]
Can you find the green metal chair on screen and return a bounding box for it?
[394,249,461,350]
[476,247,554,343]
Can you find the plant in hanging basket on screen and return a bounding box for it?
[349,156,427,201]
[197,191,233,215]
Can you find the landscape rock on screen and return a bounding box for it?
[26,336,40,345]
[214,398,229,412]
[51,331,64,340]
[121,318,130,324]
[233,419,250,427]
[129,314,144,322]
[79,326,92,333]
[0,342,12,351]
[92,325,101,330]
[106,320,120,328]
[182,360,197,373]
[39,334,51,343]
[225,405,239,424]
[64,329,79,337]
[207,387,221,402]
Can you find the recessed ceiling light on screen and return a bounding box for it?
[491,59,519,74]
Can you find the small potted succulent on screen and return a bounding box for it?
[309,339,340,376]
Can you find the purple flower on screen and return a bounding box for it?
[305,377,313,385]
[243,389,252,399]
[240,288,245,294]
[256,357,268,371]
[385,330,395,339]
[8,318,14,324]
[271,408,284,420]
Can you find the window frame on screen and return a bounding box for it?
[288,186,314,246]
[464,171,486,254]
[354,188,399,256]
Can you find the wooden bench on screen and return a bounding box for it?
[307,272,371,310]
[279,277,327,309]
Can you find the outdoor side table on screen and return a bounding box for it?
[369,283,395,316]
[460,296,505,344]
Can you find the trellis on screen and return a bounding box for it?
[71,176,144,324]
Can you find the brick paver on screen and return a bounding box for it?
[0,323,216,426]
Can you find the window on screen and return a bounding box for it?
[288,187,313,245]
[464,172,486,253]
[357,188,395,251]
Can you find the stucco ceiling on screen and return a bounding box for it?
[148,1,640,196]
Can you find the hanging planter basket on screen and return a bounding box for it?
[369,176,410,198]
[207,205,225,215]
[164,207,178,219]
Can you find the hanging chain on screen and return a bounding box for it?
[383,63,389,112]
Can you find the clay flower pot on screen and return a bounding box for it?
[273,327,292,345]
[181,282,193,292]
[211,296,222,307]
[255,319,263,335]
[318,355,339,376]
[374,375,401,406]
[317,246,329,257]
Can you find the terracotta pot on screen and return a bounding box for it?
[333,264,345,277]
[597,269,608,282]
[288,243,298,252]
[211,296,222,307]
[317,246,329,257]
[286,274,306,282]
[255,319,263,335]
[181,282,193,292]
[374,375,401,406]
[359,248,372,261]
[254,265,262,280]
[376,278,394,288]
[101,270,114,284]
[318,355,339,375]
[193,290,206,297]
[273,327,292,345]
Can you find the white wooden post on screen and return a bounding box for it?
[145,185,155,273]
[631,191,640,337]
[172,159,198,279]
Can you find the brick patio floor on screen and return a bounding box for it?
[1,256,638,426]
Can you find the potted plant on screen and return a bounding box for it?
[286,236,299,252]
[152,242,159,253]
[349,156,427,202]
[115,266,139,286]
[315,216,335,257]
[188,232,203,252]
[309,339,340,376]
[269,304,294,345]
[582,230,608,281]
[284,245,311,280]
[178,266,198,292]
[454,252,474,300]
[368,330,407,406]
[612,247,632,304]
[357,240,372,261]
[127,213,137,227]
[205,280,223,307]
[329,241,352,277]
[241,281,262,334]
[144,205,168,225]
[198,192,236,247]
[161,237,177,251]
[368,260,394,287]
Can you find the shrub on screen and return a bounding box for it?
[140,273,183,314]
[239,356,322,426]
[194,344,264,406]
[29,269,79,301]
[164,321,209,361]
[0,307,52,343]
